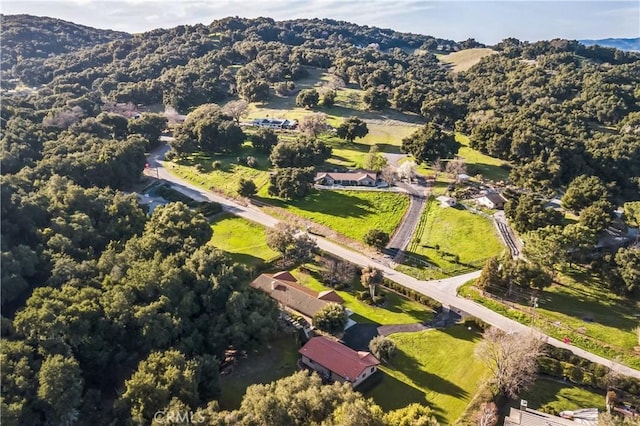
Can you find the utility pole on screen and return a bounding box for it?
[530,296,538,328]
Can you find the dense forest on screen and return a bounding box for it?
[1,13,639,424]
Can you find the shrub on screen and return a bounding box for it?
[237,178,257,197]
[195,164,205,172]
[212,160,222,170]
[369,335,396,363]
[363,228,390,250]
[312,303,347,333]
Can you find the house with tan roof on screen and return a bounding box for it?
[477,191,507,209]
[299,336,380,387]
[250,271,345,322]
[314,171,379,187]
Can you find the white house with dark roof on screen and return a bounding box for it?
[477,192,507,209]
[251,118,298,129]
[314,171,379,187]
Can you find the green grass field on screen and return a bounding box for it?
[455,133,510,182]
[293,265,434,325]
[438,48,496,72]
[209,214,279,267]
[170,144,271,197]
[402,201,504,278]
[258,189,410,242]
[517,378,605,413]
[218,333,299,410]
[366,326,489,424]
[459,270,640,369]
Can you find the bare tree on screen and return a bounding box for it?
[475,327,544,399]
[361,266,383,299]
[381,166,397,185]
[222,99,250,124]
[476,402,498,426]
[433,158,443,179]
[320,257,356,288]
[445,158,467,178]
[298,113,327,139]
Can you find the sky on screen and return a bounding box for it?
[2,0,639,44]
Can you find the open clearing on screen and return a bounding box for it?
[170,145,271,197]
[367,326,488,424]
[438,48,496,72]
[455,133,510,182]
[209,214,279,267]
[258,189,410,243]
[293,265,435,325]
[401,199,504,279]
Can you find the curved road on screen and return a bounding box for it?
[147,145,640,379]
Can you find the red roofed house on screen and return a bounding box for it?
[299,336,380,387]
[250,271,345,322]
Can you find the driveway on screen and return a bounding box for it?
[385,177,429,262]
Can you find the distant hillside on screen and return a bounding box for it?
[579,38,640,52]
[0,14,131,70]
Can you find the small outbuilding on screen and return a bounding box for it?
[477,192,506,209]
[436,195,457,207]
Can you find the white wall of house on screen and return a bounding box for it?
[351,365,377,387]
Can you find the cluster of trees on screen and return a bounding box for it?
[170,103,245,154]
[2,201,279,424]
[267,133,332,199]
[202,371,440,425]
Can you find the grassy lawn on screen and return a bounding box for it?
[459,271,640,369]
[455,133,510,182]
[218,333,299,410]
[257,189,410,242]
[366,326,489,424]
[517,377,605,413]
[209,214,279,267]
[169,144,271,197]
[293,265,434,325]
[438,48,496,72]
[402,200,504,277]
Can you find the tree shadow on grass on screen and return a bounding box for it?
[364,370,447,422]
[391,347,469,400]
[223,252,269,269]
[442,324,483,343]
[258,190,375,218]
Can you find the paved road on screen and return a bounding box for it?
[147,145,640,379]
[386,179,428,258]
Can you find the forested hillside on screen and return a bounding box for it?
[1,14,639,424]
[0,14,130,77]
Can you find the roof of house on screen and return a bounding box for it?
[318,290,344,303]
[481,192,506,205]
[250,272,343,318]
[504,407,597,426]
[315,171,377,182]
[299,336,380,382]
